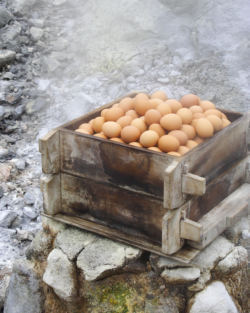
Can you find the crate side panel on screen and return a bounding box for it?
[61,173,165,244]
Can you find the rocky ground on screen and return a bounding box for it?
[0,0,250,312]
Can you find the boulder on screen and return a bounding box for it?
[0,21,21,50]
[42,216,67,237]
[0,7,13,28]
[26,230,54,261]
[0,210,17,228]
[0,50,16,69]
[161,267,200,285]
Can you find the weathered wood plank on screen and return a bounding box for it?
[41,212,200,263]
[181,218,203,242]
[60,173,166,244]
[182,173,206,196]
[226,201,249,227]
[40,174,61,215]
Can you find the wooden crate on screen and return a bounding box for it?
[39,91,250,263]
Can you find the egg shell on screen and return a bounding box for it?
[134,98,151,116]
[149,123,166,137]
[186,140,198,149]
[105,107,124,122]
[118,97,134,112]
[167,151,181,156]
[116,116,133,128]
[144,109,162,126]
[79,123,94,135]
[195,118,214,138]
[149,99,162,109]
[194,135,204,144]
[189,106,203,114]
[140,116,146,121]
[222,113,228,120]
[156,103,172,117]
[112,103,119,108]
[177,108,193,124]
[165,99,182,114]
[140,130,159,148]
[206,115,223,132]
[125,110,139,120]
[88,119,94,126]
[94,133,108,139]
[178,146,190,155]
[131,118,147,134]
[199,101,216,112]
[148,147,162,152]
[193,113,205,119]
[160,114,182,131]
[134,93,149,101]
[121,126,141,143]
[191,119,198,128]
[158,135,180,152]
[75,129,90,135]
[151,91,168,101]
[179,125,196,140]
[222,119,231,128]
[180,94,200,108]
[168,130,188,146]
[110,138,125,143]
[204,109,222,119]
[102,122,122,138]
[92,116,105,133]
[129,142,143,147]
[101,109,108,118]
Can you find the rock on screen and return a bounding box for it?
[23,190,35,204]
[12,104,25,119]
[15,158,25,170]
[145,296,179,313]
[0,50,16,69]
[3,72,14,80]
[242,229,250,239]
[53,0,67,6]
[77,238,142,281]
[0,268,11,310]
[55,227,97,261]
[224,216,250,243]
[0,7,13,28]
[0,106,5,120]
[161,267,200,285]
[30,27,44,41]
[26,230,54,261]
[150,253,192,274]
[23,207,37,219]
[0,210,17,227]
[28,18,44,28]
[7,0,37,16]
[0,21,21,50]
[53,37,68,51]
[187,281,238,313]
[43,249,78,302]
[32,97,47,112]
[36,40,46,51]
[42,56,60,73]
[66,92,94,121]
[214,246,248,276]
[188,270,211,292]
[0,164,11,180]
[42,216,67,237]
[15,229,35,241]
[6,92,21,105]
[0,186,4,198]
[19,35,29,44]
[4,259,44,313]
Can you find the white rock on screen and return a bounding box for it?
[30,27,44,42]
[43,249,77,302]
[0,210,17,228]
[0,50,16,69]
[42,216,67,237]
[242,229,250,239]
[28,18,44,28]
[188,281,238,313]
[65,92,94,121]
[161,267,200,285]
[23,207,38,220]
[7,0,37,16]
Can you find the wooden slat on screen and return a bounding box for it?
[40,174,61,215]
[182,173,206,196]
[181,219,203,242]
[226,201,249,227]
[41,213,200,263]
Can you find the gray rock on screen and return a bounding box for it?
[242,229,250,239]
[32,97,47,112]
[51,51,68,61]
[23,190,35,205]
[188,270,211,292]
[53,0,67,5]
[214,246,248,276]
[23,207,37,219]
[26,230,54,261]
[28,18,44,28]
[0,210,17,228]
[188,281,238,313]
[42,216,67,237]
[150,253,192,274]
[0,268,11,310]
[36,40,46,51]
[161,267,200,285]
[0,50,16,69]
[15,158,25,170]
[77,237,142,281]
[6,92,21,105]
[53,37,68,51]
[19,35,29,44]
[42,56,60,73]
[12,104,25,120]
[3,72,14,80]
[66,92,94,121]
[0,186,4,198]
[30,27,44,41]
[1,21,21,50]
[7,0,37,16]
[0,7,13,28]
[0,106,5,120]
[15,229,34,241]
[145,296,179,313]
[43,249,78,302]
[0,148,9,159]
[55,227,97,260]
[4,259,44,313]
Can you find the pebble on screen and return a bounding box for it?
[23,207,38,220]
[15,159,26,170]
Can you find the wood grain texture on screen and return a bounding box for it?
[40,174,61,215]
[182,173,206,196]
[181,219,203,242]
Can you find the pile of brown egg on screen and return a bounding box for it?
[75,91,231,156]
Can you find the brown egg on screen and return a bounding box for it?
[131,118,147,134]
[191,119,198,128]
[189,106,203,114]
[204,109,222,119]
[149,124,166,137]
[144,109,162,126]
[168,130,188,146]
[160,114,182,131]
[194,135,204,144]
[140,116,145,121]
[94,133,107,139]
[222,119,231,128]
[92,116,105,133]
[134,93,149,101]
[110,138,125,143]
[158,135,180,152]
[88,119,94,126]
[125,110,139,120]
[116,116,133,128]
[167,151,181,156]
[177,108,193,124]
[148,147,162,152]
[140,130,159,148]
[195,118,214,138]
[177,146,190,155]
[180,94,200,108]
[121,126,141,143]
[101,109,108,118]
[149,99,162,109]
[105,107,124,122]
[129,142,143,147]
[134,98,151,116]
[199,101,216,112]
[193,113,205,119]
[151,91,168,101]
[222,113,228,120]
[206,115,223,132]
[79,123,94,135]
[75,129,90,135]
[118,97,134,112]
[186,140,198,149]
[180,125,196,140]
[102,122,122,138]
[165,99,182,114]
[156,103,172,117]
[112,103,119,108]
